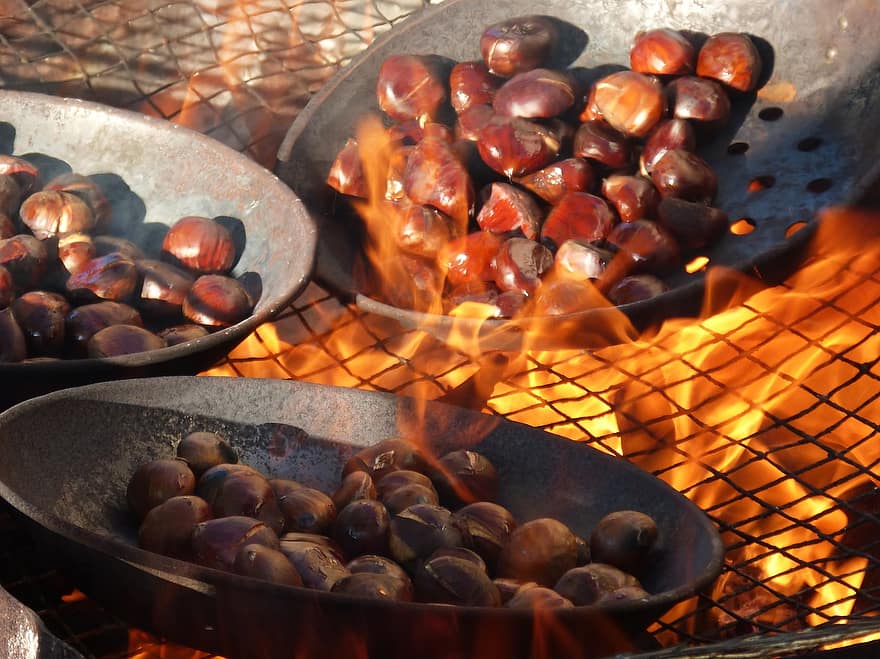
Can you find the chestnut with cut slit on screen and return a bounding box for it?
[480,15,557,77]
[162,216,236,275]
[183,275,253,327]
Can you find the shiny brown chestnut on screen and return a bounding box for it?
[493,68,575,119]
[450,61,504,114]
[57,232,96,275]
[331,498,391,558]
[136,259,195,316]
[553,563,641,606]
[394,204,457,260]
[279,539,350,591]
[477,115,561,177]
[332,572,414,602]
[0,235,49,291]
[476,182,543,239]
[592,71,665,138]
[233,543,303,586]
[414,555,501,606]
[493,237,554,296]
[480,15,557,77]
[66,252,139,303]
[191,516,280,572]
[427,546,488,573]
[176,431,238,477]
[404,135,474,230]
[553,240,613,281]
[650,149,718,203]
[590,510,659,576]
[138,495,213,559]
[630,28,695,76]
[597,584,651,604]
[0,307,26,362]
[540,192,616,250]
[383,483,440,515]
[157,323,209,346]
[86,324,166,358]
[0,265,13,308]
[332,471,377,511]
[342,438,429,481]
[277,487,337,535]
[183,274,253,327]
[601,175,660,223]
[452,501,516,572]
[126,458,197,521]
[210,469,284,535]
[606,274,668,305]
[43,173,111,231]
[195,463,260,507]
[162,216,236,275]
[327,137,367,198]
[347,554,411,582]
[388,503,462,564]
[376,469,435,499]
[515,158,594,205]
[432,449,500,509]
[19,190,95,240]
[572,121,631,169]
[10,290,70,356]
[640,118,696,175]
[697,32,762,92]
[65,300,142,355]
[497,517,578,587]
[667,76,731,124]
[657,197,729,248]
[376,54,448,123]
[605,219,680,274]
[455,104,496,142]
[506,585,574,609]
[0,155,40,194]
[440,230,505,287]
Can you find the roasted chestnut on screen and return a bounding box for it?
[432,449,500,507]
[138,494,213,559]
[630,28,695,76]
[589,510,659,576]
[182,274,253,327]
[440,230,505,287]
[540,192,616,250]
[376,469,435,499]
[327,138,367,198]
[477,115,561,177]
[657,197,728,248]
[65,301,143,355]
[403,134,474,229]
[196,463,261,507]
[493,68,575,119]
[376,54,448,123]
[601,175,660,223]
[0,155,40,195]
[394,204,457,260]
[667,76,731,124]
[10,290,70,356]
[597,584,651,604]
[233,543,303,586]
[0,235,49,291]
[592,71,665,138]
[506,585,574,609]
[43,173,111,231]
[497,518,578,586]
[414,555,500,606]
[66,252,139,303]
[209,468,284,535]
[126,458,197,521]
[332,572,413,602]
[279,538,350,591]
[606,274,668,305]
[640,118,696,175]
[93,235,145,261]
[450,61,503,113]
[347,554,411,582]
[191,516,280,572]
[332,471,376,510]
[87,324,166,358]
[696,32,762,92]
[650,149,718,203]
[553,563,641,605]
[162,216,236,274]
[515,158,594,205]
[176,431,237,477]
[480,15,557,77]
[277,487,337,535]
[476,182,543,239]
[57,232,96,275]
[388,503,462,564]
[343,438,429,481]
[493,237,554,296]
[553,240,613,281]
[533,278,607,316]
[157,323,209,346]
[19,190,95,240]
[0,213,15,240]
[136,259,195,316]
[332,498,390,558]
[383,483,440,515]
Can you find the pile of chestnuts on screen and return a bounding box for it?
[327,16,763,316]
[128,430,661,609]
[0,159,256,361]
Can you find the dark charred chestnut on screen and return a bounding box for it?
[452,501,516,572]
[279,539,349,591]
[332,572,414,602]
[414,555,501,606]
[233,543,303,586]
[667,76,731,124]
[589,510,659,576]
[138,495,212,559]
[696,32,762,92]
[497,518,578,586]
[332,471,377,511]
[127,458,197,521]
[0,307,26,362]
[162,216,236,275]
[650,149,718,202]
[601,175,660,223]
[388,503,462,564]
[278,487,337,535]
[432,449,500,507]
[347,554,411,583]
[332,498,390,558]
[57,232,96,275]
[515,158,594,205]
[157,323,209,346]
[10,290,70,356]
[191,516,280,572]
[480,15,557,77]
[572,121,631,169]
[210,469,284,535]
[376,469,435,499]
[657,197,729,248]
[383,483,440,515]
[176,431,238,477]
[376,54,448,123]
[404,134,474,230]
[0,174,21,216]
[0,235,49,291]
[0,155,40,195]
[553,240,613,281]
[136,259,195,316]
[0,265,13,308]
[477,115,561,177]
[592,71,665,138]
[65,301,143,355]
[606,274,668,305]
[493,68,575,119]
[476,182,543,240]
[553,563,640,605]
[343,438,429,481]
[183,274,253,327]
[630,28,695,76]
[597,584,651,604]
[506,585,574,609]
[20,190,95,240]
[66,252,139,303]
[86,324,166,357]
[440,230,505,287]
[541,192,616,250]
[327,138,367,198]
[450,61,504,113]
[427,546,488,573]
[395,204,457,260]
[93,235,144,261]
[533,278,607,316]
[640,118,696,175]
[43,173,111,231]
[493,237,554,296]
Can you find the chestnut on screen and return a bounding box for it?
[427,546,488,574]
[183,274,253,327]
[279,538,350,591]
[414,555,500,606]
[331,498,390,558]
[376,469,435,499]
[157,323,209,346]
[606,219,680,274]
[0,235,49,291]
[476,182,543,240]
[553,240,613,281]
[191,516,280,572]
[332,572,413,602]
[196,463,261,507]
[455,103,496,142]
[93,235,144,261]
[0,155,40,195]
[86,324,166,358]
[376,54,448,123]
[589,510,659,576]
[493,237,554,296]
[477,115,561,177]
[592,71,665,138]
[494,578,529,604]
[10,290,70,356]
[575,535,591,566]
[136,259,195,316]
[440,231,505,287]
[269,478,306,500]
[280,532,344,555]
[553,563,640,606]
[506,585,574,609]
[640,118,696,175]
[667,76,731,124]
[480,15,557,77]
[19,190,95,240]
[696,32,762,92]
[0,174,21,216]
[43,173,111,231]
[138,495,212,559]
[162,216,236,274]
[233,543,303,586]
[606,274,668,305]
[497,517,578,586]
[347,554,411,583]
[540,192,616,250]
[0,213,15,240]
[432,449,500,508]
[493,68,576,119]
[630,28,695,76]
[650,149,718,203]
[533,278,606,316]
[57,232,96,275]
[452,501,517,573]
[0,307,26,362]
[209,468,284,535]
[0,265,13,308]
[383,483,440,515]
[601,175,660,223]
[515,158,594,205]
[403,134,474,229]
[656,197,729,248]
[388,503,462,564]
[176,431,238,477]
[597,584,651,604]
[326,138,367,198]
[394,204,457,260]
[572,121,631,169]
[277,486,337,535]
[342,438,429,481]
[126,457,197,521]
[332,471,376,511]
[66,252,139,303]
[65,301,143,355]
[450,61,503,113]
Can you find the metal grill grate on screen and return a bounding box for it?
[3,1,880,657]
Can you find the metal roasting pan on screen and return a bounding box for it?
[0,92,317,409]
[276,0,880,350]
[0,376,723,659]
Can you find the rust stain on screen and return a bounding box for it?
[758,81,798,103]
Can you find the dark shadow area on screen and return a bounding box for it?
[214,215,247,270]
[0,123,14,154]
[237,271,263,309]
[20,152,70,182]
[545,17,588,69]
